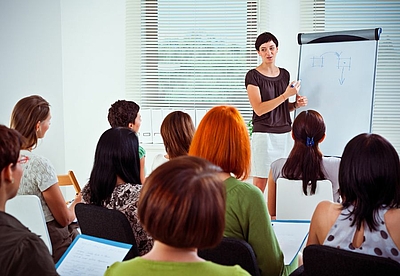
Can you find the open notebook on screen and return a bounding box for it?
[56,234,132,276]
[272,220,310,265]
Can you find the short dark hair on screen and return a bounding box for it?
[282,110,326,195]
[161,111,195,159]
[339,133,400,231]
[88,127,141,205]
[0,125,22,171]
[108,100,140,128]
[255,32,279,51]
[10,95,50,150]
[139,156,225,249]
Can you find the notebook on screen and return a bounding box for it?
[56,234,132,276]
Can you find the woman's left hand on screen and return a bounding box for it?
[296,94,308,107]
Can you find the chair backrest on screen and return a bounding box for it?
[300,244,400,276]
[276,178,333,220]
[57,170,81,193]
[5,195,52,254]
[75,203,139,260]
[198,237,260,276]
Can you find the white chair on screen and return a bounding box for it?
[276,178,333,220]
[6,195,52,254]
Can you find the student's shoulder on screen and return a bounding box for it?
[225,177,263,199]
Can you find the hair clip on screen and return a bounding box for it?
[306,136,314,147]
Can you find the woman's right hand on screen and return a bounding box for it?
[284,81,301,98]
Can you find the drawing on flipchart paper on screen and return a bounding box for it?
[310,52,351,85]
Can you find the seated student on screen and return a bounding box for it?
[104,156,250,276]
[0,125,57,276]
[10,95,80,263]
[307,133,400,262]
[81,127,153,255]
[108,100,146,183]
[189,105,296,276]
[267,110,340,219]
[151,111,195,171]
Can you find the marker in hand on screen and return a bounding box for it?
[290,80,301,88]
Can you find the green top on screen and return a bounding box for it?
[139,145,146,159]
[103,257,250,276]
[223,177,297,276]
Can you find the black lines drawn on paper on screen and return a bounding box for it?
[311,52,351,85]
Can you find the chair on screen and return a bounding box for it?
[57,170,81,193]
[276,178,333,220]
[289,244,400,276]
[74,203,139,260]
[198,237,260,276]
[5,195,52,254]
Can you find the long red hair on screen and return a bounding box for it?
[189,105,251,180]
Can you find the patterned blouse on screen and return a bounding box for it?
[323,204,400,263]
[81,183,153,255]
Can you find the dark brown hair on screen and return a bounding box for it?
[282,110,326,195]
[138,156,225,249]
[255,32,279,51]
[340,133,400,231]
[10,95,50,150]
[161,111,195,159]
[108,100,140,128]
[0,125,22,172]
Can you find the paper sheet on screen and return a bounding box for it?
[272,220,310,265]
[56,234,132,276]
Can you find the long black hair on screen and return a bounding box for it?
[88,127,141,205]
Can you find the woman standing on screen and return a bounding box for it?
[246,32,307,192]
[10,95,81,263]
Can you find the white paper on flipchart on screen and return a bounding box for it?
[272,220,310,265]
[56,235,131,276]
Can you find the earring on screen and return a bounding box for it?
[11,178,14,184]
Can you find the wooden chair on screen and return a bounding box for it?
[6,195,53,254]
[198,237,260,276]
[276,178,333,220]
[57,170,81,193]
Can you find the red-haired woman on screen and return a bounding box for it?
[189,105,296,276]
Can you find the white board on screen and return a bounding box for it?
[296,29,380,157]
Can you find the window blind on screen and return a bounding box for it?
[300,0,400,153]
[126,0,266,124]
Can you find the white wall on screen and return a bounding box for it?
[60,0,126,186]
[0,0,301,185]
[0,0,65,172]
